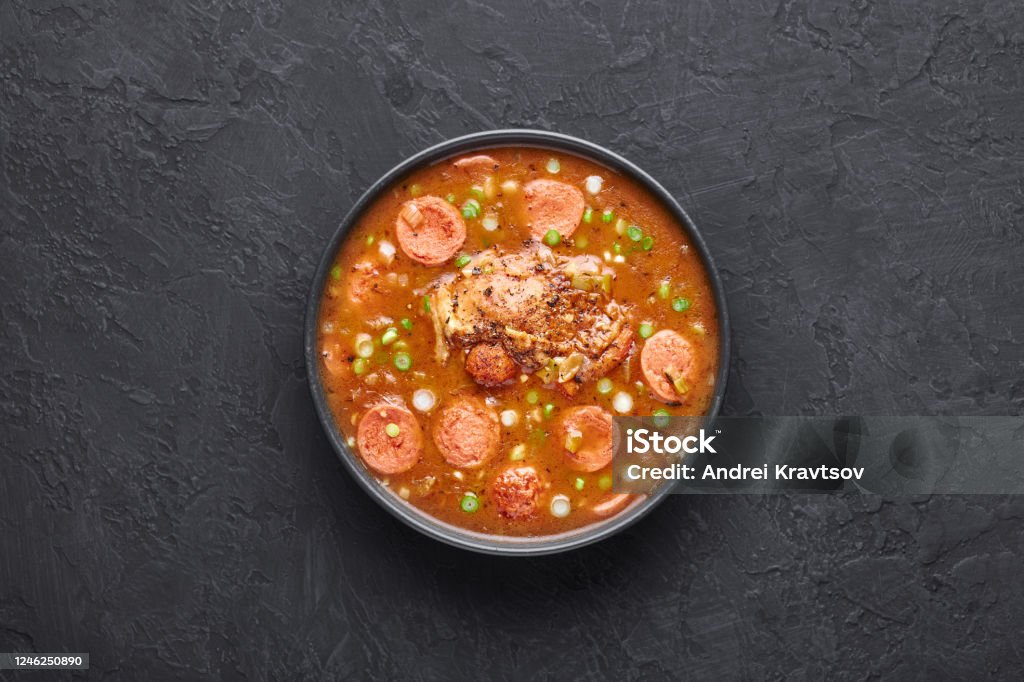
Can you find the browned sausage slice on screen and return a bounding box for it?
[356,404,424,475]
[465,343,517,387]
[395,195,467,266]
[640,329,695,403]
[491,465,542,519]
[452,154,499,176]
[591,493,636,517]
[432,396,500,468]
[559,405,613,472]
[523,179,585,239]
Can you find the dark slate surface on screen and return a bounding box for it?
[2,0,1023,679]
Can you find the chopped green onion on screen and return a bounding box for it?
[385,422,400,438]
[546,158,561,174]
[598,475,613,491]
[509,443,527,461]
[454,254,472,268]
[381,327,399,345]
[355,333,374,358]
[409,183,422,197]
[638,323,655,339]
[393,352,412,371]
[330,264,342,281]
[596,377,614,394]
[543,403,555,418]
[669,369,690,395]
[526,390,539,405]
[627,225,643,242]
[543,229,561,246]
[672,297,691,312]
[393,339,409,352]
[366,235,375,246]
[641,235,654,251]
[574,477,585,491]
[446,193,456,203]
[470,186,485,200]
[602,209,614,223]
[352,358,368,375]
[658,281,671,299]
[575,235,589,249]
[460,493,479,513]
[423,296,431,313]
[583,207,593,223]
[615,218,628,235]
[653,409,671,428]
[613,242,622,254]
[462,199,481,219]
[400,318,413,330]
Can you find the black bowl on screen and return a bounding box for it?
[305,129,730,555]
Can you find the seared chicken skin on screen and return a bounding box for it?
[426,245,634,387]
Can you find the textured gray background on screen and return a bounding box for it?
[2,0,1023,679]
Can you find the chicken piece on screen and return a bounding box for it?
[426,245,632,384]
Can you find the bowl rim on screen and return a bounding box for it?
[304,129,731,556]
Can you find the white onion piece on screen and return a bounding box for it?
[550,494,571,518]
[584,175,603,194]
[500,409,518,427]
[546,158,561,174]
[412,389,436,412]
[501,180,519,194]
[379,240,396,263]
[482,215,499,231]
[612,391,634,414]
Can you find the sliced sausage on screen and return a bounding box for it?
[591,493,636,517]
[559,405,613,473]
[523,179,585,239]
[491,465,542,519]
[432,396,500,468]
[452,154,499,177]
[640,329,695,403]
[395,195,466,266]
[356,404,424,475]
[465,343,517,387]
[320,341,348,378]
